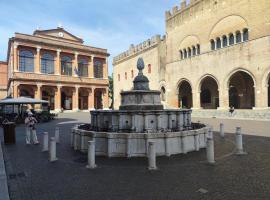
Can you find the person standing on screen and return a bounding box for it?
[25,112,39,145]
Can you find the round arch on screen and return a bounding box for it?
[208,15,249,40]
[196,74,220,92]
[227,70,255,109]
[198,75,220,109]
[262,69,270,107]
[177,79,193,109]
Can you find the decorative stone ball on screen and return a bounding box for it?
[137,57,145,71]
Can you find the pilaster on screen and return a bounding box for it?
[55,85,62,111]
[88,87,95,110]
[13,43,18,72]
[35,46,41,73]
[73,52,79,77]
[55,49,61,75]
[73,85,79,111]
[89,55,94,78]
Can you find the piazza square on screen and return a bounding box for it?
[0,0,270,200]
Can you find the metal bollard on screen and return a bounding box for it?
[148,141,157,170]
[235,127,245,155]
[49,137,58,162]
[206,136,215,164]
[55,127,60,143]
[220,123,224,138]
[86,141,97,169]
[42,132,49,152]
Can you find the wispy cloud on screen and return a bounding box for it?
[0,0,182,74]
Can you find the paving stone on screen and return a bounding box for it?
[0,112,270,200]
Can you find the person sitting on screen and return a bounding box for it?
[229,106,235,116]
[25,112,39,145]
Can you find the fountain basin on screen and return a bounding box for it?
[71,124,209,157]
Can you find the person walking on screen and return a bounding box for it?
[25,112,39,145]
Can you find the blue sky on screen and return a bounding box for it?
[0,0,186,75]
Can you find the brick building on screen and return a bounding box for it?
[7,27,109,111]
[0,61,8,99]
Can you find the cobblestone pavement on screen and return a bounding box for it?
[1,112,270,200]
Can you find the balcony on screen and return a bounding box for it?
[11,72,108,86]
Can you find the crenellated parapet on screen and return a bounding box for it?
[166,0,206,29]
[113,35,163,65]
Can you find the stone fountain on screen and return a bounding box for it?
[71,58,209,157]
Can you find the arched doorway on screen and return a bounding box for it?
[228,71,255,109]
[94,89,103,109]
[268,77,270,107]
[178,80,192,109]
[61,88,73,110]
[160,86,166,101]
[41,87,55,110]
[79,88,89,110]
[200,77,219,109]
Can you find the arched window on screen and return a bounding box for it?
[236,31,242,43]
[161,86,166,101]
[78,59,88,77]
[125,72,127,80]
[148,64,151,73]
[216,37,221,49]
[94,60,103,78]
[222,35,228,47]
[229,33,235,45]
[180,50,183,60]
[118,74,120,81]
[243,28,249,41]
[210,40,215,50]
[183,49,187,58]
[61,56,72,76]
[41,53,54,74]
[131,70,134,78]
[197,44,200,54]
[19,50,34,72]
[192,46,196,56]
[188,48,191,57]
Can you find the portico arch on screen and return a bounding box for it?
[199,76,219,109]
[177,79,193,109]
[61,87,73,110]
[228,70,255,109]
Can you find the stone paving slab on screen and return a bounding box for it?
[0,138,10,200]
[1,112,270,200]
[193,117,270,137]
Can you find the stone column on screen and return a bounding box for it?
[88,87,95,110]
[73,52,79,77]
[89,55,94,78]
[13,83,19,98]
[103,58,108,79]
[55,49,61,75]
[218,87,229,110]
[13,43,18,72]
[35,83,42,109]
[192,91,201,109]
[103,88,109,109]
[35,83,42,100]
[55,85,62,111]
[35,46,41,73]
[73,85,79,111]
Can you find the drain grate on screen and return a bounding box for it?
[9,172,26,180]
[73,157,87,163]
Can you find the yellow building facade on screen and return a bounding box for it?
[113,0,270,117]
[7,27,109,111]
